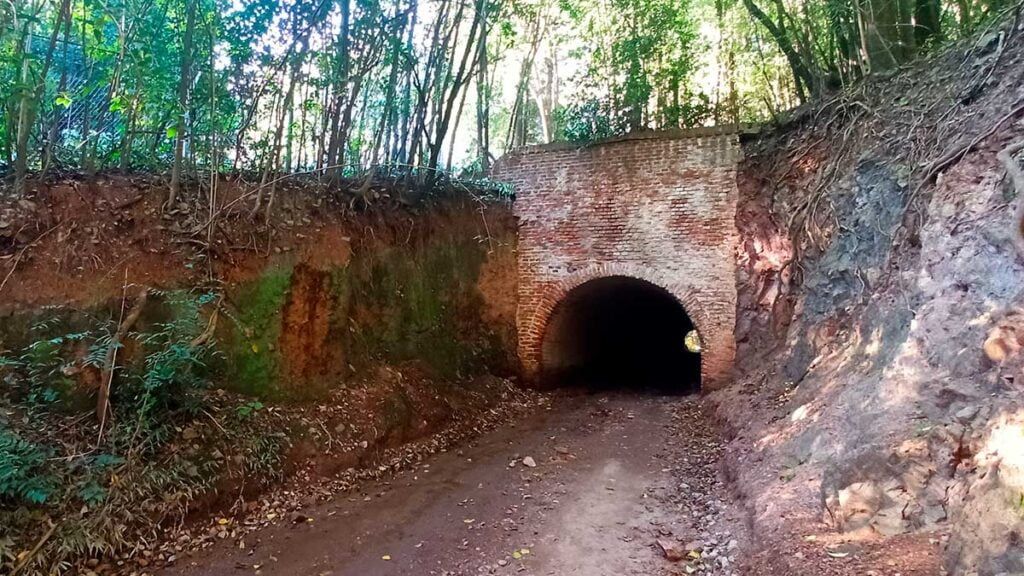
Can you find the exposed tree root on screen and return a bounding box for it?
[998,139,1024,259]
[0,222,63,296]
[914,99,1024,199]
[96,286,149,432]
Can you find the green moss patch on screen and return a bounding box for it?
[221,268,293,399]
[347,232,505,379]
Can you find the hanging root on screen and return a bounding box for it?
[96,287,149,430]
[997,139,1024,260]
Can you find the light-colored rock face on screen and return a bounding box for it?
[492,131,742,389]
[715,36,1024,573]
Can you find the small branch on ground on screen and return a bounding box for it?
[10,520,59,576]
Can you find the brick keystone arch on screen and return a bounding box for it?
[492,129,741,390]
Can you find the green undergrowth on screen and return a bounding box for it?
[0,289,292,573]
[0,214,515,572]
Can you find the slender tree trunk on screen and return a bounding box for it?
[475,0,490,174]
[427,0,483,178]
[13,11,37,197]
[914,0,942,47]
[395,0,417,165]
[41,0,72,178]
[742,0,815,101]
[14,0,55,195]
[325,0,351,180]
[168,0,196,207]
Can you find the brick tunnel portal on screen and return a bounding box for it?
[491,129,741,390]
[540,276,702,393]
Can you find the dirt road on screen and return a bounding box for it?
[163,394,747,576]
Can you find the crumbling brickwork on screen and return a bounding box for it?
[492,129,741,389]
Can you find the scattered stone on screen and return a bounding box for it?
[522,456,537,468]
[955,405,979,423]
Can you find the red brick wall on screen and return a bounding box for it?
[492,130,741,389]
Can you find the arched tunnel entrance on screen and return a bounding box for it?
[539,276,702,393]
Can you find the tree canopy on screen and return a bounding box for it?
[0,0,1012,200]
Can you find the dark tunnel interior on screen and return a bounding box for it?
[539,276,701,393]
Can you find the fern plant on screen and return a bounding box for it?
[0,289,225,572]
[0,429,55,505]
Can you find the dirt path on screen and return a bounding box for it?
[162,394,748,576]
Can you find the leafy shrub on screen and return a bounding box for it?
[128,289,220,431]
[555,99,621,144]
[0,289,226,572]
[0,430,55,505]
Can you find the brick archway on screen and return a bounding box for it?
[520,264,729,388]
[492,129,741,390]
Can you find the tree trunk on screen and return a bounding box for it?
[325,0,351,180]
[13,15,36,197]
[41,0,72,178]
[742,0,816,101]
[168,0,196,207]
[427,0,483,178]
[914,0,942,47]
[475,0,490,174]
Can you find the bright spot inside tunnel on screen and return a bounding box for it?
[540,276,701,393]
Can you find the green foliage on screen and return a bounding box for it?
[130,290,220,426]
[0,290,243,572]
[0,430,55,505]
[555,99,618,144]
[0,0,1005,185]
[235,400,265,419]
[558,0,701,131]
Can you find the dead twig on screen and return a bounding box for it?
[10,520,59,576]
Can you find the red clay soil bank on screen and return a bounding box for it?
[0,177,527,572]
[0,176,507,315]
[0,177,519,387]
[720,21,1024,576]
